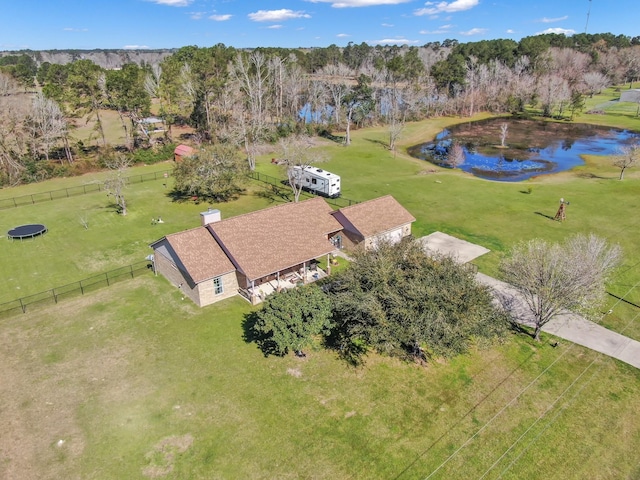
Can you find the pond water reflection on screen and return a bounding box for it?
[408,118,639,182]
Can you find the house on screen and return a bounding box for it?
[174,144,195,162]
[150,195,415,307]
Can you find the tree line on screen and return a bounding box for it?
[1,32,640,186]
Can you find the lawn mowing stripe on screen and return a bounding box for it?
[491,311,640,479]
[420,282,640,479]
[479,356,602,479]
[390,350,537,480]
[420,342,581,480]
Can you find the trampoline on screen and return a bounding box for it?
[7,223,48,240]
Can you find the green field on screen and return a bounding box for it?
[1,93,640,479]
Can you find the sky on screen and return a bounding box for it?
[1,0,637,51]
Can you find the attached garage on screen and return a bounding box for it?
[331,195,415,250]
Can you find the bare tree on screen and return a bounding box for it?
[500,234,621,341]
[536,74,570,117]
[305,79,329,124]
[549,48,590,88]
[28,93,67,161]
[280,135,327,203]
[0,72,18,96]
[381,82,413,152]
[446,141,465,168]
[319,63,354,125]
[582,71,609,97]
[0,93,30,184]
[500,123,508,147]
[613,143,639,180]
[104,154,132,215]
[231,52,273,170]
[620,45,640,89]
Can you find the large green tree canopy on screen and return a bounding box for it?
[326,238,509,364]
[251,285,333,356]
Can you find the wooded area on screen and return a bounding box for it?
[1,32,639,187]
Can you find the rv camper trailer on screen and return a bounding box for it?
[292,166,341,198]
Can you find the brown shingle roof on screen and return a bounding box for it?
[335,195,415,237]
[164,227,235,283]
[209,197,342,281]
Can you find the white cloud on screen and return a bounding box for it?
[538,15,568,23]
[337,33,351,37]
[420,29,444,34]
[420,24,453,34]
[459,27,487,36]
[190,11,204,19]
[63,27,88,32]
[209,14,232,21]
[267,24,283,29]
[506,29,515,34]
[415,0,479,16]
[536,27,575,35]
[307,0,412,7]
[248,9,311,22]
[147,0,193,6]
[372,37,419,45]
[381,23,394,27]
[124,45,150,50]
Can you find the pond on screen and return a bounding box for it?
[407,118,639,182]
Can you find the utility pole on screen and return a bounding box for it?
[585,0,592,33]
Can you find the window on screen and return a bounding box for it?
[213,276,223,295]
[312,178,317,185]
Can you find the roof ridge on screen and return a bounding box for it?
[213,196,328,224]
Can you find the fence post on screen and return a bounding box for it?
[105,272,110,286]
[31,194,35,204]
[130,264,134,278]
[52,288,57,303]
[80,280,84,295]
[19,298,26,313]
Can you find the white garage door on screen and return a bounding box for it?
[372,228,404,248]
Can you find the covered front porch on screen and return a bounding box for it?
[239,256,332,305]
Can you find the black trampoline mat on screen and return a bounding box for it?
[8,223,48,239]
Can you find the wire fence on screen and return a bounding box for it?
[247,170,360,208]
[0,170,172,210]
[0,260,153,318]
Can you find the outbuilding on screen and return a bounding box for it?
[174,144,195,162]
[620,89,640,103]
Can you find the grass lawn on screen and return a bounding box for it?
[1,278,639,479]
[1,101,640,478]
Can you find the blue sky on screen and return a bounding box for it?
[1,0,637,51]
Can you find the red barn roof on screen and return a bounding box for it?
[174,145,195,157]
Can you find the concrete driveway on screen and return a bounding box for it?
[419,232,490,263]
[477,273,640,369]
[419,232,640,370]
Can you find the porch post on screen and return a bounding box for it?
[251,279,256,304]
[326,253,331,275]
[303,261,307,284]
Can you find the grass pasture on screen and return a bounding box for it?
[1,101,640,478]
[1,278,639,479]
